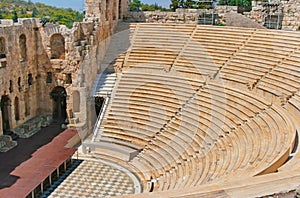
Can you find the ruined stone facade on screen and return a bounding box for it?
[245,0,300,30]
[0,0,128,137]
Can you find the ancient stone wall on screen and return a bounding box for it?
[125,6,237,24]
[0,0,128,136]
[0,19,41,135]
[245,0,300,30]
[281,0,300,30]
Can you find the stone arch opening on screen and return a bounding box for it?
[50,34,65,59]
[73,91,80,113]
[50,86,67,121]
[1,95,11,132]
[19,34,27,62]
[14,97,20,121]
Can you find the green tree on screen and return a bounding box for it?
[185,0,196,8]
[21,8,26,15]
[170,0,181,11]
[40,16,50,26]
[12,10,18,22]
[141,3,163,11]
[219,0,251,6]
[31,7,38,17]
[129,0,142,11]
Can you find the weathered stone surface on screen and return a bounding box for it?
[0,135,17,152]
[13,114,52,138]
[0,0,128,138]
[245,0,300,30]
[225,12,265,29]
[125,6,238,24]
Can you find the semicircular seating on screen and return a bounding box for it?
[92,23,299,194]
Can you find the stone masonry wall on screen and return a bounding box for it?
[0,19,41,135]
[281,0,300,30]
[0,0,128,136]
[245,0,300,30]
[125,6,238,24]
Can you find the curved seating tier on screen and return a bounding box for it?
[98,70,205,148]
[219,29,300,101]
[190,26,255,69]
[127,81,294,191]
[93,24,299,195]
[257,50,300,98]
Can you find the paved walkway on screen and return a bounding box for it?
[49,160,138,198]
[0,121,65,189]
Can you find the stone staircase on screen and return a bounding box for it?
[93,72,117,97]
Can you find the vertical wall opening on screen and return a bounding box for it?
[105,0,109,21]
[28,73,33,86]
[113,0,117,20]
[24,91,30,117]
[9,80,13,93]
[50,86,67,121]
[0,37,7,68]
[18,77,21,91]
[46,72,52,84]
[119,0,122,19]
[50,34,65,59]
[1,95,11,132]
[19,34,27,62]
[66,73,72,84]
[14,97,20,121]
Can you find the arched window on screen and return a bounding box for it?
[50,34,65,59]
[0,37,7,68]
[14,97,20,121]
[19,34,27,62]
[73,91,80,113]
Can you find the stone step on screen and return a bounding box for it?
[93,73,117,97]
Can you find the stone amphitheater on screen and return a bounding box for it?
[1,0,300,197]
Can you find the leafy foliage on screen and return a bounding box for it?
[0,0,84,28]
[218,0,252,6]
[129,0,165,11]
[169,0,213,11]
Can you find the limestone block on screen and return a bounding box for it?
[0,135,17,152]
